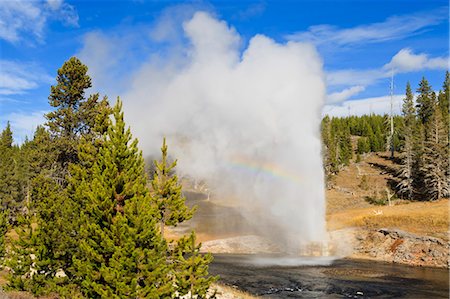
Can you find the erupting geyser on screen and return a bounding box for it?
[122,12,327,253]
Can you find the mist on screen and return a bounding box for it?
[119,11,327,252]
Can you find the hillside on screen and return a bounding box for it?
[326,151,448,241]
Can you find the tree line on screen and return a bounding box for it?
[322,72,449,201]
[0,57,216,298]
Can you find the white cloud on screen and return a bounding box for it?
[385,48,448,72]
[0,0,78,43]
[326,49,448,92]
[1,110,48,144]
[0,60,53,95]
[287,8,447,47]
[327,85,365,104]
[323,94,404,117]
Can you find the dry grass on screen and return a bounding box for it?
[327,152,400,213]
[328,196,449,240]
[326,152,449,240]
[0,292,58,299]
[212,283,258,299]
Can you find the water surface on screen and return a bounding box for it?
[210,254,449,298]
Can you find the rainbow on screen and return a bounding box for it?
[227,154,303,184]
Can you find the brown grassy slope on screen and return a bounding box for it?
[326,152,449,240]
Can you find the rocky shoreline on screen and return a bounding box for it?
[201,228,449,269]
[352,228,449,268]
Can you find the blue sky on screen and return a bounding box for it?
[1,0,448,143]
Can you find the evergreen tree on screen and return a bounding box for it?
[172,232,217,298]
[8,58,112,295]
[1,122,13,147]
[151,138,195,239]
[6,214,36,293]
[321,116,332,176]
[438,71,449,128]
[24,126,56,179]
[438,72,450,195]
[73,99,172,298]
[45,57,110,181]
[421,104,449,200]
[0,123,20,216]
[397,82,417,199]
[416,77,435,126]
[0,210,8,258]
[46,57,92,177]
[357,137,370,154]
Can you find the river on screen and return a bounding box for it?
[209,254,449,298]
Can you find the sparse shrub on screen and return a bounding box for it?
[364,195,387,205]
[359,175,369,190]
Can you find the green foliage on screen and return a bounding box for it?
[6,212,36,292]
[397,82,418,200]
[0,210,8,257]
[321,117,352,174]
[151,138,195,238]
[0,123,22,218]
[358,175,368,190]
[72,99,172,298]
[172,232,218,298]
[416,77,435,126]
[45,57,111,179]
[7,57,112,296]
[420,105,449,200]
[322,72,449,201]
[4,57,216,298]
[1,122,13,148]
[364,196,387,206]
[356,137,370,154]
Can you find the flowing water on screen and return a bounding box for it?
[181,192,449,298]
[209,254,449,298]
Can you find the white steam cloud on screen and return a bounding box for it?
[123,12,327,251]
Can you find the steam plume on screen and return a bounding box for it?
[120,12,327,251]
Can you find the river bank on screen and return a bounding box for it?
[329,227,449,268]
[201,230,449,269]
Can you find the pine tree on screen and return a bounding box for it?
[397,82,417,199]
[73,99,172,298]
[357,137,370,154]
[151,138,195,239]
[438,72,450,195]
[0,122,21,215]
[438,71,449,122]
[421,104,449,200]
[6,215,36,293]
[172,232,217,298]
[1,122,13,147]
[45,57,110,181]
[8,58,112,295]
[321,116,332,176]
[0,210,8,258]
[46,57,92,178]
[416,77,435,127]
[150,139,216,298]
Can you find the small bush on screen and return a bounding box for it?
[364,196,387,205]
[359,175,369,190]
